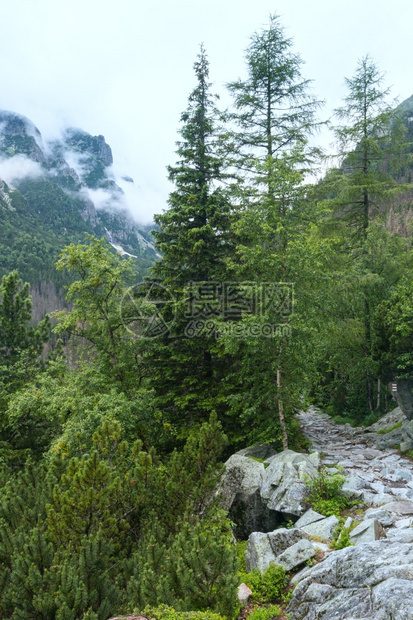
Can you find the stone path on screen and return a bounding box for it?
[287,407,413,619]
[297,406,413,516]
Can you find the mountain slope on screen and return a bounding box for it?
[0,110,158,315]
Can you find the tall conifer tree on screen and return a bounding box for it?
[222,15,322,447]
[315,56,411,418]
[226,13,321,185]
[146,46,236,437]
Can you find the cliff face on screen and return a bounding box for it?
[0,109,158,314]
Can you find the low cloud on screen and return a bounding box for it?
[81,187,115,211]
[109,163,165,224]
[0,155,43,186]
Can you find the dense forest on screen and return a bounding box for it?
[1,14,413,619]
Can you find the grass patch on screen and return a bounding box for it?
[143,606,225,620]
[377,422,403,435]
[330,519,353,550]
[247,604,283,620]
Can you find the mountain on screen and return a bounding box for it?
[0,110,158,317]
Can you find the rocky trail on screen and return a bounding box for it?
[297,406,413,508]
[222,406,413,619]
[287,408,413,619]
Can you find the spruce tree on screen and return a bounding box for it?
[145,46,236,437]
[316,56,411,418]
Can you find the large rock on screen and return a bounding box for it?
[396,378,413,420]
[386,529,413,542]
[220,454,265,510]
[245,531,277,573]
[219,454,279,539]
[365,407,405,433]
[260,450,319,518]
[246,528,306,573]
[275,539,315,571]
[287,541,413,619]
[267,528,308,556]
[363,507,394,527]
[294,508,325,529]
[382,500,413,515]
[349,518,384,545]
[300,515,340,541]
[220,448,320,537]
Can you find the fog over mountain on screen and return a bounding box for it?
[0,109,158,318]
[1,0,413,222]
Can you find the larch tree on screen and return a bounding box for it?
[223,15,322,448]
[316,56,411,419]
[332,55,406,239]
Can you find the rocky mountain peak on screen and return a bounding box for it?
[0,109,45,162]
[60,128,113,167]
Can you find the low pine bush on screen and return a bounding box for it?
[247,604,283,620]
[304,467,355,516]
[240,564,288,602]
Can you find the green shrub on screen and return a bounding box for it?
[240,564,288,602]
[236,540,247,573]
[144,604,225,620]
[304,467,355,516]
[247,604,283,620]
[331,522,353,550]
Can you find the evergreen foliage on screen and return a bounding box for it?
[313,56,413,419]
[146,46,237,438]
[304,466,355,516]
[2,17,413,620]
[226,13,321,177]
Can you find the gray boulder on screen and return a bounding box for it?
[363,507,394,527]
[382,500,413,515]
[365,407,404,433]
[260,450,319,517]
[246,528,306,573]
[287,541,413,619]
[350,519,384,545]
[267,528,307,556]
[220,454,264,510]
[294,508,325,529]
[219,454,279,538]
[396,378,413,420]
[245,531,276,574]
[300,515,339,541]
[342,475,367,491]
[386,529,413,543]
[275,539,315,571]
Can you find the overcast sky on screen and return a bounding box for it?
[1,0,412,223]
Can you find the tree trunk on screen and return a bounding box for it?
[367,370,373,412]
[376,377,381,410]
[277,367,288,450]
